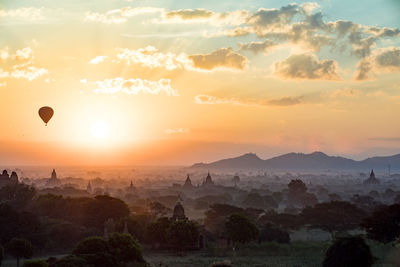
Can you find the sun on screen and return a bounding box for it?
[91,121,110,139]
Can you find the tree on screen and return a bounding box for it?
[351,194,381,212]
[146,217,171,248]
[225,213,259,244]
[72,235,146,267]
[301,201,367,236]
[53,255,87,267]
[210,260,232,267]
[242,193,265,209]
[259,211,303,230]
[361,204,400,243]
[259,223,290,244]
[205,204,243,237]
[0,203,42,247]
[148,202,171,218]
[0,183,36,210]
[22,260,48,267]
[83,195,130,229]
[263,195,278,209]
[322,236,374,267]
[288,179,307,196]
[73,236,108,255]
[288,179,308,207]
[115,215,152,242]
[0,244,3,266]
[167,220,199,250]
[73,237,115,267]
[49,221,82,250]
[107,233,144,264]
[6,238,34,267]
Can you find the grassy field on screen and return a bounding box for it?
[144,241,400,267]
[1,241,399,267]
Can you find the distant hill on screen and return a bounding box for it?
[191,151,400,171]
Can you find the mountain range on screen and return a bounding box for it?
[190,152,400,172]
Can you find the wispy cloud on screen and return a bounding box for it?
[11,67,48,81]
[164,128,190,134]
[0,47,48,81]
[92,77,179,96]
[369,137,400,142]
[0,7,44,21]
[194,94,305,107]
[96,46,248,72]
[161,9,249,26]
[116,46,190,70]
[89,56,108,64]
[84,7,162,24]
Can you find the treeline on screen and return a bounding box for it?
[1,180,400,266]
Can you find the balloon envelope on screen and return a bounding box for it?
[38,106,54,126]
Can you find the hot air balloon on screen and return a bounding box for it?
[38,106,54,126]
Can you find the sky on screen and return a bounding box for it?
[0,0,400,166]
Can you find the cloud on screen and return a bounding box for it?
[354,59,373,80]
[265,96,304,106]
[165,9,213,20]
[89,56,108,64]
[194,94,304,107]
[84,7,162,24]
[106,46,248,72]
[93,77,179,96]
[274,53,339,80]
[164,128,190,134]
[116,46,190,70]
[369,137,400,142]
[0,47,48,81]
[239,40,276,54]
[0,48,9,61]
[330,88,362,98]
[161,9,249,26]
[0,69,9,78]
[189,48,248,71]
[301,2,320,15]
[0,7,44,21]
[247,4,301,35]
[375,47,400,70]
[353,47,400,80]
[11,67,48,81]
[14,47,33,62]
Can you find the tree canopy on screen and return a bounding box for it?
[225,213,259,244]
[323,236,374,267]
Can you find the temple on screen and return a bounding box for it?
[364,169,380,185]
[126,180,136,193]
[183,174,193,189]
[172,199,188,221]
[202,172,215,187]
[0,170,18,188]
[46,169,61,187]
[86,181,92,193]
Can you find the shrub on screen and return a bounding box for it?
[323,236,374,267]
[52,255,87,267]
[22,259,48,267]
[210,260,232,267]
[259,224,290,244]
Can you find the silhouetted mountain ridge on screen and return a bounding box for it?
[191,151,400,171]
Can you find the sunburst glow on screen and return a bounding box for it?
[91,121,110,139]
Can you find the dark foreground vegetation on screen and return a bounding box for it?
[1,178,400,266]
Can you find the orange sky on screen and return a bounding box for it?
[1,1,400,165]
